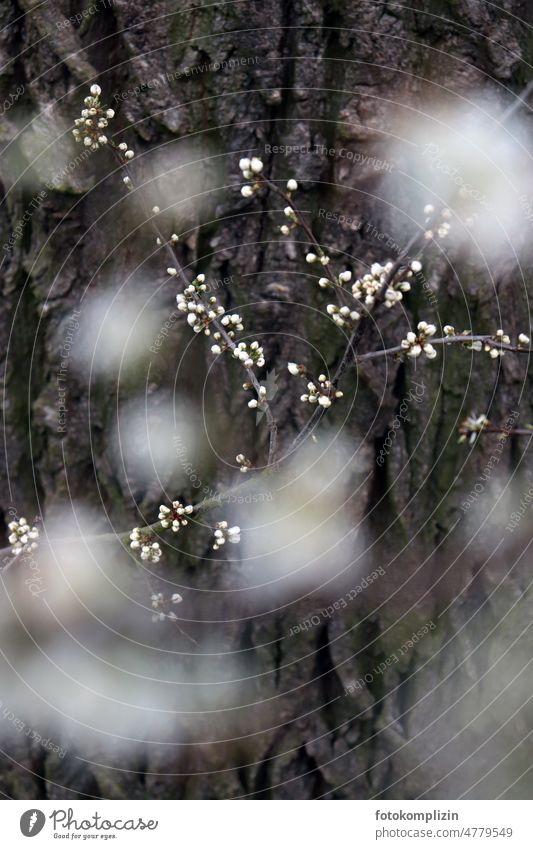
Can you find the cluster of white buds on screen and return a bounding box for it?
[176,275,225,335]
[212,521,241,550]
[306,251,330,266]
[158,501,194,531]
[72,84,115,151]
[423,205,452,240]
[401,321,437,359]
[326,303,360,327]
[300,374,343,408]
[483,328,510,359]
[236,453,252,472]
[518,333,530,347]
[150,591,182,623]
[232,341,265,369]
[211,316,245,353]
[458,413,489,445]
[351,262,392,306]
[219,313,244,333]
[384,260,420,308]
[117,141,135,161]
[129,528,162,562]
[240,156,263,197]
[8,517,39,556]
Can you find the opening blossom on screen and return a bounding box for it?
[212,521,241,550]
[458,414,490,445]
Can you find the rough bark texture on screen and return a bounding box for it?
[1,0,533,799]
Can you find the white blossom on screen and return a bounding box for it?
[236,453,251,472]
[232,341,265,368]
[401,321,437,359]
[351,261,394,307]
[129,528,162,562]
[212,521,241,550]
[150,591,183,622]
[176,277,225,335]
[286,178,298,192]
[72,85,114,151]
[458,413,489,445]
[326,303,360,327]
[158,501,194,531]
[299,376,343,408]
[518,333,530,346]
[8,517,39,556]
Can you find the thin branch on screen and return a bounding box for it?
[354,335,533,363]
[111,148,279,464]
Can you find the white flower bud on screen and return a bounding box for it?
[90,84,101,96]
[286,179,298,192]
